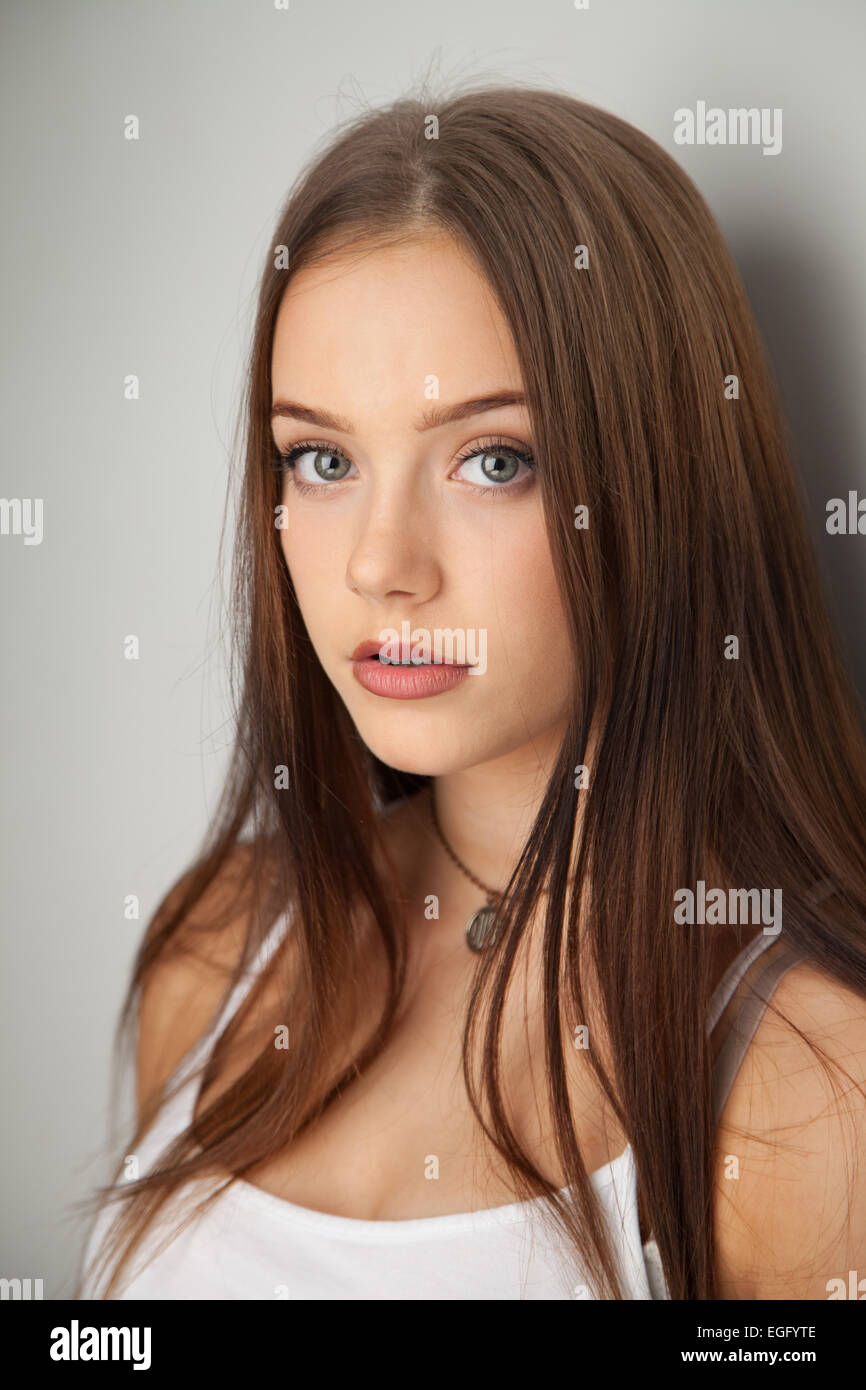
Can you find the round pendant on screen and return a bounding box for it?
[466,903,499,953]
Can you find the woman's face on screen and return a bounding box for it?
[270,233,572,777]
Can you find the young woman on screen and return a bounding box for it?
[77,83,866,1301]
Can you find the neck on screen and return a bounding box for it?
[428,722,569,895]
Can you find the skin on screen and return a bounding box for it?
[141,232,866,1299]
[271,233,572,896]
[252,232,626,1226]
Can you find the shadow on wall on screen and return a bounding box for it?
[735,239,866,704]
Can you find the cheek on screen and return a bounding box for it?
[483,511,573,707]
[498,504,567,629]
[279,521,336,642]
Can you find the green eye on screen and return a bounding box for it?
[309,449,351,482]
[272,435,536,497]
[479,449,521,483]
[274,443,357,490]
[453,442,536,490]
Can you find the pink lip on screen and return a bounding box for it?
[351,639,391,661]
[351,650,471,700]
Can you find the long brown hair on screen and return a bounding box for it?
[77,79,866,1300]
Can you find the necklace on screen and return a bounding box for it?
[428,789,503,952]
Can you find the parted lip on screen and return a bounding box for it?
[351,639,386,661]
[350,638,464,665]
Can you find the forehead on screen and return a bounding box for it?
[270,235,522,408]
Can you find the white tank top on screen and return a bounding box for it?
[78,915,803,1300]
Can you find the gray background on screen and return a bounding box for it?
[2,0,863,1297]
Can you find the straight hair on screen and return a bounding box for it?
[77,80,866,1300]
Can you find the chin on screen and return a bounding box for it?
[349,718,484,779]
[359,737,468,778]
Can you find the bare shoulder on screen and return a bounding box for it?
[714,958,866,1299]
[135,844,262,1128]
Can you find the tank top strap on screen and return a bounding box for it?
[169,903,294,1091]
[708,933,807,1128]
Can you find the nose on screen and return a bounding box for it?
[345,479,441,606]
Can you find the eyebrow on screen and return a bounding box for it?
[269,390,527,434]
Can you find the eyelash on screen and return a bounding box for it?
[271,435,536,498]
